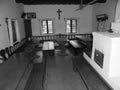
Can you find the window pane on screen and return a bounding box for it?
[42,20,53,34]
[48,20,53,33]
[72,20,77,27]
[43,25,47,33]
[67,20,71,33]
[72,27,77,33]
[72,20,77,33]
[67,25,70,33]
[67,20,70,25]
[42,21,47,34]
[72,20,76,25]
[49,29,53,33]
[43,28,47,34]
[42,21,46,26]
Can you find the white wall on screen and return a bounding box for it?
[24,5,93,36]
[88,32,120,90]
[0,0,25,49]
[92,0,118,31]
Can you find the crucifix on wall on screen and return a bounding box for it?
[57,9,62,20]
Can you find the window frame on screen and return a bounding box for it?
[41,18,55,35]
[7,19,20,46]
[65,18,78,34]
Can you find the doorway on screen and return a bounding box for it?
[24,19,32,38]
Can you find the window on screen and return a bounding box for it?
[7,19,20,45]
[66,19,77,34]
[41,19,54,34]
[11,20,17,43]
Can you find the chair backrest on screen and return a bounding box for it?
[0,49,8,61]
[10,46,14,55]
[5,47,11,57]
[56,34,67,43]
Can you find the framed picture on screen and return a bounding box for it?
[96,14,108,21]
[26,12,36,19]
[97,21,105,31]
[96,14,108,31]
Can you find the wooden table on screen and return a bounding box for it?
[42,41,54,50]
[42,41,55,57]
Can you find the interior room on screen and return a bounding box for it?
[0,0,120,90]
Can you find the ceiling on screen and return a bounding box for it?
[15,0,106,5]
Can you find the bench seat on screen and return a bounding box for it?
[68,40,84,55]
[84,50,92,58]
[69,40,81,48]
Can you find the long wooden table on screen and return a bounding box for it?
[42,41,54,50]
[42,41,55,57]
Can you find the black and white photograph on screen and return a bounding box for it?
[0,0,120,90]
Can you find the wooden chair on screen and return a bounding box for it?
[0,49,8,61]
[56,34,67,53]
[5,47,11,57]
[9,46,14,55]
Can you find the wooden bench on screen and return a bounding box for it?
[68,40,82,55]
[76,35,93,51]
[0,42,45,90]
[42,41,55,57]
[72,55,113,90]
[69,40,81,48]
[23,43,46,90]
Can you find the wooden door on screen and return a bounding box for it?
[24,19,32,38]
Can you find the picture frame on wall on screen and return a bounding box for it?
[96,14,108,32]
[26,12,36,19]
[97,20,105,32]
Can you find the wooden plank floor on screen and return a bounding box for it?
[24,47,112,90]
[72,53,113,90]
[24,63,44,90]
[44,49,87,90]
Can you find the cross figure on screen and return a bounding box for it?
[57,9,62,20]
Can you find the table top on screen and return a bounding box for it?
[42,41,54,50]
